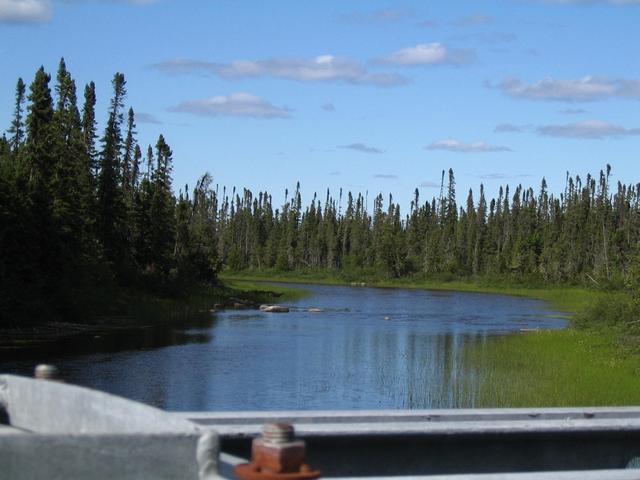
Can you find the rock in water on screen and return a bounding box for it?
[259,304,290,313]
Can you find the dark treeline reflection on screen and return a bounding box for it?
[0,309,214,365]
[0,284,564,411]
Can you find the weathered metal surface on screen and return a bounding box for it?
[34,364,61,381]
[3,374,640,478]
[0,434,204,480]
[0,374,219,480]
[317,473,640,480]
[235,423,320,480]
[177,409,640,477]
[197,431,220,480]
[0,374,199,434]
[0,424,25,435]
[173,406,640,427]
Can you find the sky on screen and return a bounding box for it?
[1,0,639,210]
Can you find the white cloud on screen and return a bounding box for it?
[0,0,51,23]
[426,139,512,153]
[536,120,640,138]
[136,112,162,124]
[322,103,336,112]
[0,0,158,23]
[152,56,408,87]
[378,43,473,66]
[454,13,493,26]
[168,93,291,119]
[419,181,440,188]
[339,143,384,154]
[494,123,529,133]
[492,76,640,102]
[451,31,517,45]
[559,108,588,114]
[339,9,408,24]
[618,79,640,97]
[374,173,398,179]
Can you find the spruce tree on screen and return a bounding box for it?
[148,134,176,274]
[122,107,136,203]
[8,78,26,152]
[51,58,93,258]
[82,81,98,179]
[26,67,55,189]
[97,73,129,269]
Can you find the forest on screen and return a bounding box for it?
[0,61,218,326]
[216,167,639,283]
[1,61,640,328]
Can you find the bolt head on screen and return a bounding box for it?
[251,438,306,474]
[34,364,60,381]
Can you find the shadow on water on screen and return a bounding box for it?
[0,308,215,376]
[0,283,566,411]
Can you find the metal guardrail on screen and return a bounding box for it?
[2,368,640,479]
[179,408,640,477]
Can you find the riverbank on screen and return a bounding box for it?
[465,329,640,407]
[220,270,600,314]
[0,281,306,351]
[222,270,640,407]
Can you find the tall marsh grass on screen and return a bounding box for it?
[464,329,640,407]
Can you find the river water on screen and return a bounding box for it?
[0,283,565,411]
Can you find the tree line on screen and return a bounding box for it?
[0,60,218,326]
[217,168,640,285]
[2,61,639,326]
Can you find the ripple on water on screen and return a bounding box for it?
[0,282,566,411]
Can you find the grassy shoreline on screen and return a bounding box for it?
[222,269,640,407]
[220,270,601,314]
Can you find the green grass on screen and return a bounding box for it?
[465,329,640,407]
[222,280,309,302]
[222,268,640,407]
[220,269,596,314]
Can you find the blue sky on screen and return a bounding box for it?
[1,0,639,209]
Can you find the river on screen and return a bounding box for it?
[0,283,565,411]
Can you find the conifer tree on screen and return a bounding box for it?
[148,134,176,273]
[122,107,136,203]
[82,81,98,179]
[97,73,129,269]
[26,67,55,189]
[8,78,26,152]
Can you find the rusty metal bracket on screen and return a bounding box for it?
[234,423,320,480]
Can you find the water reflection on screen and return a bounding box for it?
[0,283,565,411]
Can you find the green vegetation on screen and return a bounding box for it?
[0,60,220,327]
[214,167,639,290]
[222,270,596,313]
[465,255,640,407]
[465,329,640,407]
[221,280,308,303]
[213,156,640,407]
[3,60,640,407]
[225,269,640,407]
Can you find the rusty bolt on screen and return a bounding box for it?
[34,364,61,381]
[234,423,320,480]
[262,423,294,445]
